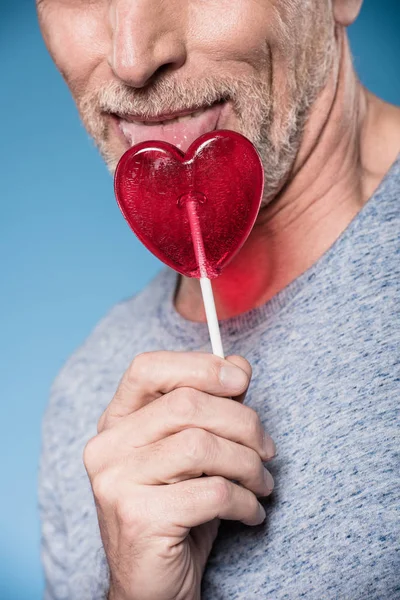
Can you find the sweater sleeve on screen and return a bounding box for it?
[38,399,69,600]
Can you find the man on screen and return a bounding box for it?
[37,0,399,598]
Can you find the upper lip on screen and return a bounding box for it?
[112,101,222,124]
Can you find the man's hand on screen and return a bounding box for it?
[83,352,276,600]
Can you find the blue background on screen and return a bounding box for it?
[1,1,399,598]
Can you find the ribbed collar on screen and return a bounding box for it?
[156,153,400,351]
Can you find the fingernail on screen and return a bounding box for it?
[219,366,248,392]
[257,503,266,524]
[264,469,275,493]
[263,433,276,459]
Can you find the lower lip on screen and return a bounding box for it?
[112,102,230,153]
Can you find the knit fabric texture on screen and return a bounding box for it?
[39,155,400,599]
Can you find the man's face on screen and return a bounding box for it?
[38,0,336,203]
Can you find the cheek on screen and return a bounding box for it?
[39,3,109,96]
[189,0,289,66]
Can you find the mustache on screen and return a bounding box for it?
[80,75,272,121]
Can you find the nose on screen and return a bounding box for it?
[108,0,187,88]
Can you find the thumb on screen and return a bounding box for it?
[225,355,252,403]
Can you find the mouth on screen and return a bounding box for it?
[111,101,229,152]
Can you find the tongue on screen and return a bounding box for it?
[120,103,223,152]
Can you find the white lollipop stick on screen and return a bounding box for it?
[186,198,225,359]
[199,277,224,358]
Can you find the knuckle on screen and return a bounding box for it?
[243,406,264,447]
[246,448,263,481]
[83,436,100,473]
[126,352,151,386]
[115,496,136,528]
[91,469,119,506]
[115,494,147,534]
[178,427,211,465]
[208,476,232,506]
[166,387,200,422]
[97,411,107,434]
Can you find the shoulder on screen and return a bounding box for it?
[42,268,176,443]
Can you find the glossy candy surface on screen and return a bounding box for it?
[114,130,264,279]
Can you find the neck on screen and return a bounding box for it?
[175,30,400,322]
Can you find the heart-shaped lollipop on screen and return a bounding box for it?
[114,130,264,279]
[114,130,264,357]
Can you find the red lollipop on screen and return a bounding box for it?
[114,130,264,356]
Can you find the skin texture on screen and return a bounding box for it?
[37,1,400,598]
[36,0,400,320]
[84,352,275,600]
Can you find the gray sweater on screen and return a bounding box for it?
[40,156,400,600]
